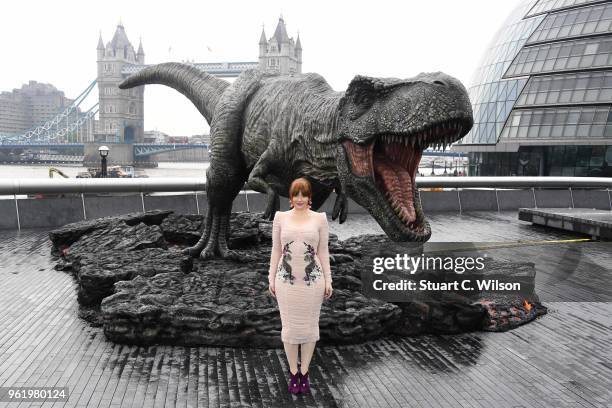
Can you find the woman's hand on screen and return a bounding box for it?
[324,282,333,299]
[268,281,276,298]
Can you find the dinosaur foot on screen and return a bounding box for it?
[217,247,256,263]
[183,245,204,257]
[183,206,256,262]
[198,246,217,261]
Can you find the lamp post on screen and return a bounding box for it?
[98,145,109,178]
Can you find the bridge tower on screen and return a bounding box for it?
[258,16,302,75]
[96,22,144,143]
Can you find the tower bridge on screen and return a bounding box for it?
[121,62,259,78]
[0,17,301,160]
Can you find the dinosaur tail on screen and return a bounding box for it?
[118,62,229,124]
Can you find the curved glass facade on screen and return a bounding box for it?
[458,0,545,145]
[456,0,612,177]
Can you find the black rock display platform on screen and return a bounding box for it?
[49,210,547,348]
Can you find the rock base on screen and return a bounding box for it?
[49,210,547,348]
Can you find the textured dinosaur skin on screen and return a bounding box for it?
[119,62,473,261]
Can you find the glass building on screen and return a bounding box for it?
[453,0,612,177]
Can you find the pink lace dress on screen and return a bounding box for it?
[268,210,332,344]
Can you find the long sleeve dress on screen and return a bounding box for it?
[268,210,332,344]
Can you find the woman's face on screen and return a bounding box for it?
[292,190,309,210]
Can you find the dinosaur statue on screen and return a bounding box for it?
[119,63,473,261]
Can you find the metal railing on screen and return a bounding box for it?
[1,177,612,231]
[2,176,612,195]
[0,177,206,195]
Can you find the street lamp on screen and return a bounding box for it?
[98,145,109,178]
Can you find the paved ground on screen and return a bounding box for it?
[0,212,611,407]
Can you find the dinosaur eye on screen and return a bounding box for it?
[355,92,373,107]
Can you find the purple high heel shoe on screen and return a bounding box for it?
[298,371,310,394]
[288,369,300,394]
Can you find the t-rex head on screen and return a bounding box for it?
[335,72,473,242]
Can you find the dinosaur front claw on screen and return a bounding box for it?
[263,191,280,220]
[332,191,348,223]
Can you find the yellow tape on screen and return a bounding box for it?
[422,238,593,254]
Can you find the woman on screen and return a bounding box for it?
[268,177,333,395]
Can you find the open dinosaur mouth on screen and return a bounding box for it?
[342,120,464,233]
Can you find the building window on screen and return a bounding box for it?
[527,3,612,44]
[500,105,612,141]
[129,103,136,114]
[504,36,612,78]
[105,121,119,132]
[526,0,603,18]
[516,71,612,107]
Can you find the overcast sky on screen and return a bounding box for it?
[2,0,525,136]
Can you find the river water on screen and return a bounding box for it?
[0,162,210,179]
[0,159,465,180]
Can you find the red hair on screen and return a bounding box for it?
[289,177,312,201]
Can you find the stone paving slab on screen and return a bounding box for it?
[0,213,611,407]
[519,208,612,240]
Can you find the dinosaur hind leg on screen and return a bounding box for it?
[185,69,265,262]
